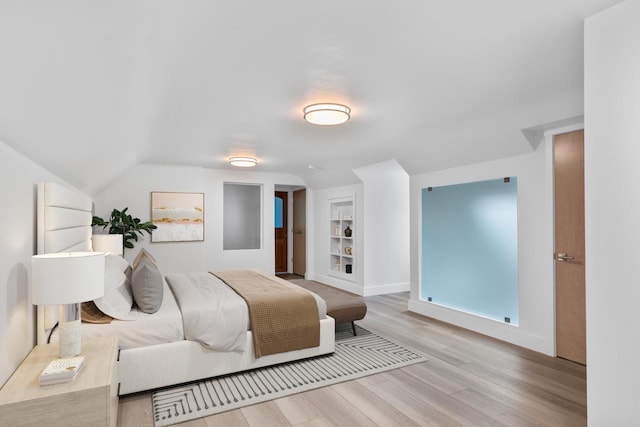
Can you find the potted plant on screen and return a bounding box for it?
[92,208,157,254]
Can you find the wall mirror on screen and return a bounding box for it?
[223,183,262,250]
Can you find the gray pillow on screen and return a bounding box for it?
[131,257,163,314]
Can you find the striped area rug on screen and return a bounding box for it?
[152,325,427,426]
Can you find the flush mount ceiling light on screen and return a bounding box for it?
[229,156,257,167]
[303,103,351,125]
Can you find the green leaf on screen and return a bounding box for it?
[98,207,156,254]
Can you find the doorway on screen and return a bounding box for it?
[274,191,288,273]
[292,189,306,276]
[554,129,586,365]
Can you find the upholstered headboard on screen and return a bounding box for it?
[36,182,93,344]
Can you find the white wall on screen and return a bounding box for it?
[309,160,411,297]
[0,140,74,386]
[585,1,640,423]
[354,159,410,294]
[93,164,306,275]
[409,141,556,355]
[204,169,305,273]
[309,183,365,295]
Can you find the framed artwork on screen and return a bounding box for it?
[151,192,204,242]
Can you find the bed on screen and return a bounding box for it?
[36,182,335,395]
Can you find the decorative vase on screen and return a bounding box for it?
[344,226,352,237]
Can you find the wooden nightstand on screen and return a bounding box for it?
[0,336,119,427]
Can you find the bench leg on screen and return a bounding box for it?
[352,321,357,336]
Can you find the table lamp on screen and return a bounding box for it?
[92,234,123,256]
[31,252,105,357]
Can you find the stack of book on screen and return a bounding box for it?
[39,356,85,386]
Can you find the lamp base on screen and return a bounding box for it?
[58,303,82,358]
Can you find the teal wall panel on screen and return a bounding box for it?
[421,178,519,324]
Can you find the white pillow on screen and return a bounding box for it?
[107,253,130,272]
[106,253,132,281]
[93,260,136,321]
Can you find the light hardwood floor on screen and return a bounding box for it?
[118,292,586,426]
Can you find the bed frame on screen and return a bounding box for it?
[36,182,335,395]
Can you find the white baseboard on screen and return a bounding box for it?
[307,273,363,295]
[408,299,554,356]
[306,274,410,297]
[362,282,410,296]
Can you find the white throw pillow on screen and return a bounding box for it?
[107,253,130,272]
[93,259,136,320]
[106,253,132,281]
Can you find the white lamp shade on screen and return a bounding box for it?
[92,234,123,256]
[31,252,105,305]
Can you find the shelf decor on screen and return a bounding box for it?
[329,196,356,282]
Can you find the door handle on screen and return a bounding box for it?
[556,253,574,262]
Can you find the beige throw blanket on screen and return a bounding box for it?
[212,270,320,358]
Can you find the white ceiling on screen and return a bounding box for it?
[0,0,622,194]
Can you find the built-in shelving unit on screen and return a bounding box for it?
[329,196,356,282]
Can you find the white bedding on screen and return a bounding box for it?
[165,272,328,352]
[59,270,328,353]
[166,272,249,352]
[54,281,184,349]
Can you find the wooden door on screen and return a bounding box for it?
[293,189,307,276]
[274,192,288,273]
[554,129,586,364]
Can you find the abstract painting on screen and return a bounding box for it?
[151,192,204,242]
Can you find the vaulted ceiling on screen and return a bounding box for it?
[0,0,622,194]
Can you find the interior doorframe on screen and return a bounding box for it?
[275,185,307,274]
[274,191,288,273]
[287,190,294,273]
[543,121,585,358]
